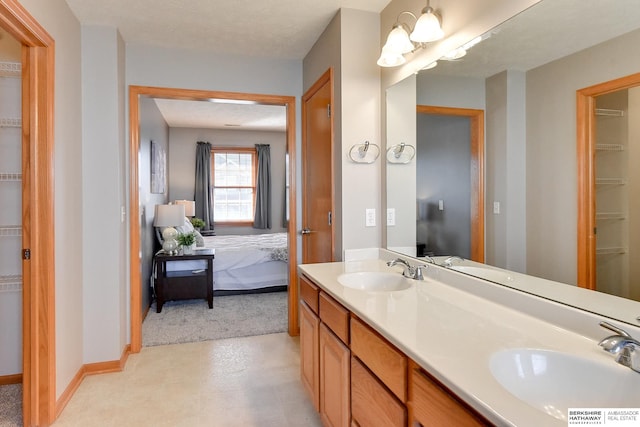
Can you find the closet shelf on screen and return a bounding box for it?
[595,108,624,117]
[0,275,22,293]
[596,178,626,185]
[596,247,627,255]
[595,144,624,152]
[0,118,21,128]
[0,226,22,237]
[0,61,21,78]
[596,212,625,220]
[0,173,22,181]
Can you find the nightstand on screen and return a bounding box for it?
[153,248,215,313]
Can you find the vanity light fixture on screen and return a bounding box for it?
[410,1,444,43]
[377,2,444,68]
[422,61,438,70]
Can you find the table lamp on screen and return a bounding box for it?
[174,199,195,217]
[153,204,185,255]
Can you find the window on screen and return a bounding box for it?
[211,148,256,223]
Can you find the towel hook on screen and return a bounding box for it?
[349,140,380,164]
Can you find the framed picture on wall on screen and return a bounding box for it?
[151,141,166,194]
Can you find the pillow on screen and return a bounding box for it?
[175,217,194,234]
[194,230,205,247]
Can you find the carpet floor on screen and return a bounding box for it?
[142,291,288,347]
[0,384,21,427]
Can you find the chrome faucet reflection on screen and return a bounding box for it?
[386,258,426,281]
[598,321,640,373]
[441,256,465,267]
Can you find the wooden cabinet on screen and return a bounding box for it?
[351,357,406,427]
[350,317,407,403]
[300,301,320,411]
[409,362,490,427]
[299,273,490,427]
[319,323,350,427]
[300,274,350,426]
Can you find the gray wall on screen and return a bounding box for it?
[139,97,169,311]
[81,26,128,365]
[417,114,471,257]
[303,9,381,259]
[526,27,640,285]
[168,127,288,235]
[485,70,526,272]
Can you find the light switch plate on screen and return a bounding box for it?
[387,208,395,226]
[493,201,500,214]
[365,208,376,227]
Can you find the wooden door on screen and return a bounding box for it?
[302,69,334,263]
[319,323,350,427]
[577,73,640,291]
[300,301,320,411]
[416,105,484,263]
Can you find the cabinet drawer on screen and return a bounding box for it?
[351,357,406,427]
[350,317,407,402]
[299,275,319,314]
[319,292,350,344]
[410,365,490,427]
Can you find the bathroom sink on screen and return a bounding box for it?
[337,272,412,291]
[490,348,640,421]
[450,265,514,283]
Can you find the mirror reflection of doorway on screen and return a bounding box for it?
[593,88,640,301]
[577,72,640,302]
[416,106,485,262]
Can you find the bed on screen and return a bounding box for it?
[164,232,288,295]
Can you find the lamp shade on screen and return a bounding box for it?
[153,204,185,227]
[383,24,415,54]
[410,7,444,43]
[377,46,407,67]
[174,199,195,217]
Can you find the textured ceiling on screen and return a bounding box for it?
[154,99,287,132]
[63,0,391,130]
[63,0,391,59]
[423,0,640,78]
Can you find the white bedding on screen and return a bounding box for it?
[165,232,288,291]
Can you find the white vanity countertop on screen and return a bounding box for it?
[298,258,640,427]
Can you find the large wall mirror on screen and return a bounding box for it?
[385,0,640,326]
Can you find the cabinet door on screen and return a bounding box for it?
[351,357,406,427]
[300,301,320,411]
[319,323,350,427]
[410,365,489,427]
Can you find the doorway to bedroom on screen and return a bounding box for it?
[129,86,297,352]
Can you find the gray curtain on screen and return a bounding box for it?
[253,144,271,229]
[195,141,214,230]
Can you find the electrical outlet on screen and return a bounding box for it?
[365,208,376,227]
[387,208,395,226]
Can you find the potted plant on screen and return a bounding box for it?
[190,217,205,231]
[177,231,196,254]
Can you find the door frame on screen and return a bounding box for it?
[416,105,485,262]
[577,72,640,289]
[0,1,56,425]
[128,86,297,352]
[301,68,335,264]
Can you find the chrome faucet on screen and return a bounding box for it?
[598,321,640,373]
[386,258,426,280]
[441,255,465,267]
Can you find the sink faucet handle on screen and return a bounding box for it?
[413,265,425,280]
[600,321,633,338]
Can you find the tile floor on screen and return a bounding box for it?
[52,333,322,427]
